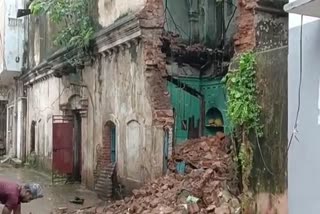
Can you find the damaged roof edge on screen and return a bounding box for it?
[284,0,320,17]
[20,14,140,82]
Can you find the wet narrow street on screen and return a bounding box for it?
[0,164,101,213]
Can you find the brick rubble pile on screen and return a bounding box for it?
[74,133,241,214]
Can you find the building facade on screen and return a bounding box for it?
[14,0,236,193]
[0,0,27,160]
[0,0,289,211]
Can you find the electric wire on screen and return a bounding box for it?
[287,15,303,153]
[255,130,274,175]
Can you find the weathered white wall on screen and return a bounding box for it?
[25,77,75,170]
[81,42,165,188]
[288,6,320,214]
[22,0,167,190]
[24,43,165,189]
[97,0,146,27]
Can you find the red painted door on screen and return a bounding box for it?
[52,116,73,176]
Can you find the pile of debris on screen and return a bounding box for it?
[73,133,240,214]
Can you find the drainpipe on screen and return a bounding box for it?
[69,82,95,187]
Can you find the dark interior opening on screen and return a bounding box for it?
[73,111,82,182]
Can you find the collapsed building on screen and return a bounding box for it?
[6,0,236,190]
[0,0,288,213]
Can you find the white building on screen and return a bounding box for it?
[284,0,320,213]
[0,0,26,159]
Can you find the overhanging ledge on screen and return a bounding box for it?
[284,0,320,17]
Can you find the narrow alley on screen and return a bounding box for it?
[0,164,100,213]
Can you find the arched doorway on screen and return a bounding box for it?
[55,94,87,183]
[95,121,117,200]
[104,121,116,164]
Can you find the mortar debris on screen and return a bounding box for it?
[71,133,240,214]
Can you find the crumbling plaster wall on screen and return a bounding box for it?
[80,0,173,189]
[22,0,172,190]
[81,41,166,189]
[233,0,288,213]
[25,77,77,171]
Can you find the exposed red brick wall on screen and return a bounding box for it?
[138,0,174,127]
[94,123,112,183]
[234,0,257,53]
[102,124,112,164]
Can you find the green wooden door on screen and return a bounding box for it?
[167,77,231,144]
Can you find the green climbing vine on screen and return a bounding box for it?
[225,52,263,137]
[29,0,95,66]
[224,52,263,211]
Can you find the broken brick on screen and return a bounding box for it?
[79,134,239,214]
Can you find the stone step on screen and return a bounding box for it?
[95,163,116,200]
[95,181,112,186]
[96,181,112,186]
[95,184,112,190]
[99,172,112,177]
[96,190,112,195]
[96,177,112,183]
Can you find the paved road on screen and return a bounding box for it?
[0,165,101,213]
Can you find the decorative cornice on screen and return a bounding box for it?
[21,14,142,86]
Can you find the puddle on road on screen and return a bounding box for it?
[0,166,100,213]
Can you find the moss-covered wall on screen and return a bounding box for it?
[252,47,287,194]
[231,0,288,212]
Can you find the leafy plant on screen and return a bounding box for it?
[224,52,262,210]
[29,0,95,66]
[224,52,263,136]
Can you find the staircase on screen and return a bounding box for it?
[95,163,116,200]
